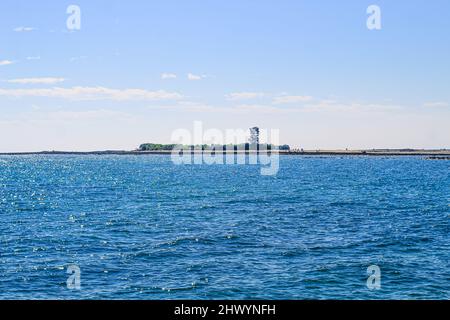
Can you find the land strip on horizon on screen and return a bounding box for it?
[1,149,449,156]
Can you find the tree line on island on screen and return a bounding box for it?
[138,143,290,152]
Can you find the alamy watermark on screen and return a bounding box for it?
[66,5,81,30]
[366,265,381,290]
[66,264,81,290]
[65,4,380,32]
[170,122,281,176]
[367,5,381,30]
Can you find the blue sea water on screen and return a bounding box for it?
[0,155,448,300]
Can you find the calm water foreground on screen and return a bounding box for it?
[0,155,448,299]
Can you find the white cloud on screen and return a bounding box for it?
[26,56,41,60]
[423,101,448,108]
[187,73,204,81]
[0,60,14,66]
[0,86,183,101]
[273,95,313,104]
[14,26,34,32]
[226,92,265,100]
[161,73,177,80]
[7,77,66,84]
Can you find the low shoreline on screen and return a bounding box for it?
[1,150,449,157]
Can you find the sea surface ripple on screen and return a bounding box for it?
[0,155,448,299]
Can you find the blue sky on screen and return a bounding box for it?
[0,0,449,151]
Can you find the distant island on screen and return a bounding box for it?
[138,143,291,152]
[138,126,291,152]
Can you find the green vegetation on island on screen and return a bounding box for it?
[138,143,177,151]
[138,143,291,152]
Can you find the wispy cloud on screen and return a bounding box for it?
[0,60,14,66]
[273,95,313,104]
[44,109,136,121]
[26,56,41,60]
[233,104,291,114]
[300,100,405,113]
[69,56,87,62]
[161,73,177,80]
[423,101,448,108]
[226,92,265,100]
[187,73,205,81]
[0,87,183,101]
[7,77,66,85]
[13,26,35,32]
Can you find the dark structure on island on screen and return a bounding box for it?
[248,126,290,151]
[249,127,260,145]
